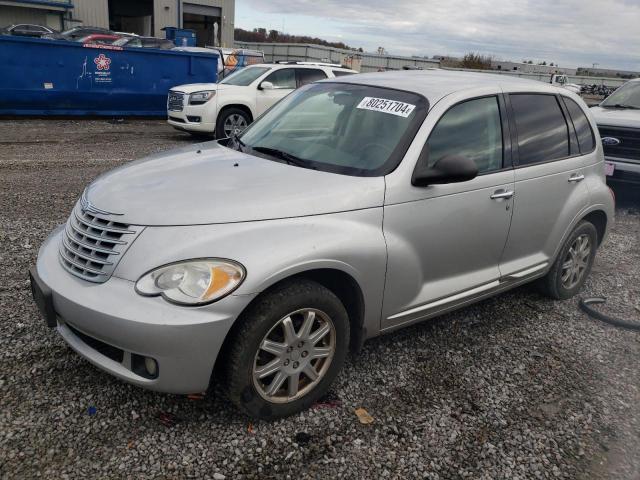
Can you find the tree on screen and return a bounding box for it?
[234,27,355,50]
[459,52,492,70]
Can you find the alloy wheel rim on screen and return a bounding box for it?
[252,308,336,404]
[561,234,591,289]
[223,114,247,137]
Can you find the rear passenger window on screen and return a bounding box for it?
[510,94,570,165]
[296,69,328,87]
[332,70,353,77]
[562,97,596,153]
[264,69,296,89]
[426,97,503,174]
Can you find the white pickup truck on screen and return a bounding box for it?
[550,74,582,94]
[590,78,640,186]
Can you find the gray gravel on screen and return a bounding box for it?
[1,119,639,479]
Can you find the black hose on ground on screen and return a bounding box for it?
[579,297,640,331]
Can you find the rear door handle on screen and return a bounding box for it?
[490,190,514,200]
[568,174,585,183]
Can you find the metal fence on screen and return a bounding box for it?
[235,41,627,88]
[234,41,440,72]
[445,67,627,88]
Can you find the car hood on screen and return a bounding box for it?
[171,83,245,94]
[84,142,385,226]
[591,106,640,128]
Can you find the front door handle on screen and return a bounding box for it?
[568,174,585,183]
[490,190,514,200]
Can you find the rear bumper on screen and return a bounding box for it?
[35,226,256,394]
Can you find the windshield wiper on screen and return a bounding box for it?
[603,103,639,110]
[250,146,317,169]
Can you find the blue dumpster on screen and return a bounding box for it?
[162,27,196,47]
[0,35,218,116]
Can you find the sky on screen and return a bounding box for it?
[235,0,640,71]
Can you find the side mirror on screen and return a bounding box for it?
[259,81,274,90]
[412,154,478,186]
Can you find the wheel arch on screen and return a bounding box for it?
[217,103,255,124]
[581,209,607,247]
[213,267,367,382]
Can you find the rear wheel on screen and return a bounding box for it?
[216,108,251,139]
[225,280,349,419]
[539,221,598,300]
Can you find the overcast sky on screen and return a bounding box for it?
[236,0,640,71]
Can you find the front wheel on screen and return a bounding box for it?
[539,220,598,300]
[225,280,350,419]
[216,108,250,139]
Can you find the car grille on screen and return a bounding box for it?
[599,126,640,163]
[59,201,143,283]
[168,91,184,112]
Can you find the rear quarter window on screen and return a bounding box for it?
[562,97,596,153]
[332,70,354,77]
[296,69,328,87]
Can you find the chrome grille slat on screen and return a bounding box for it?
[59,244,108,276]
[67,217,127,245]
[72,209,135,234]
[61,236,114,266]
[63,224,120,255]
[58,201,144,283]
[168,91,184,112]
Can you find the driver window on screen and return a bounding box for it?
[426,96,503,174]
[263,69,296,89]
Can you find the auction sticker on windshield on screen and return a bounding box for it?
[357,97,416,118]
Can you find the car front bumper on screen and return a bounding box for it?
[33,226,256,394]
[167,104,217,134]
[605,157,640,185]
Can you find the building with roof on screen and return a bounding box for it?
[491,60,577,75]
[0,0,235,46]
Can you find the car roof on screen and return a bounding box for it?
[329,69,558,102]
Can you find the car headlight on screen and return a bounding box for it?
[189,91,216,105]
[135,259,245,306]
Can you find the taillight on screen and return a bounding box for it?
[608,187,615,206]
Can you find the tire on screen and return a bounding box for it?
[225,279,350,419]
[215,107,251,139]
[539,221,598,300]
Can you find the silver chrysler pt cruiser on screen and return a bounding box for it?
[31,70,614,419]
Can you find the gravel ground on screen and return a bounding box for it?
[1,119,639,479]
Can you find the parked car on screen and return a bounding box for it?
[30,70,614,419]
[43,26,112,41]
[590,78,640,186]
[76,34,124,45]
[167,62,357,138]
[0,23,55,37]
[112,36,174,50]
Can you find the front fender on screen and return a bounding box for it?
[113,208,387,336]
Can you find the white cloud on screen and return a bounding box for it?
[238,0,640,70]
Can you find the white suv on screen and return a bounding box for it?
[167,63,357,138]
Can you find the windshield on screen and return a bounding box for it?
[601,81,640,109]
[220,66,270,86]
[236,83,428,176]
